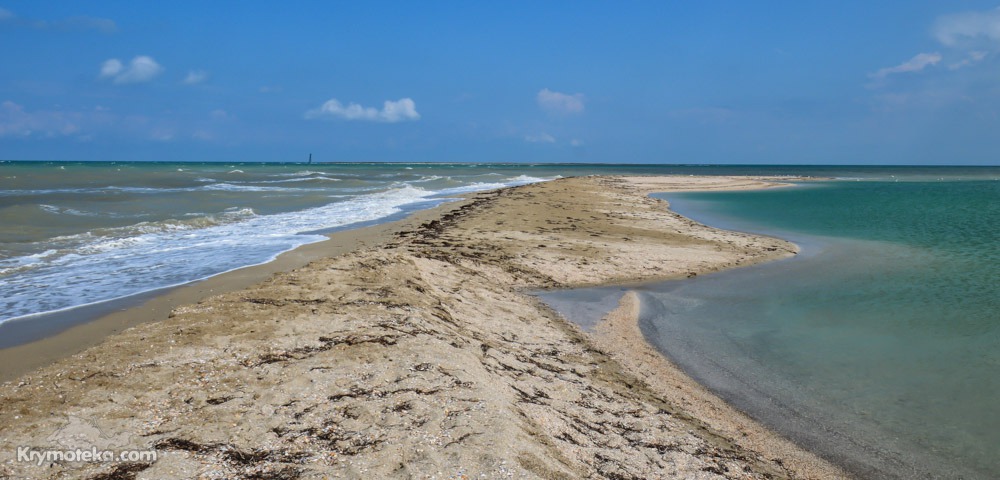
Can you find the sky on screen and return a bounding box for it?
[1,1,1000,165]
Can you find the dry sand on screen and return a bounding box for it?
[0,175,848,479]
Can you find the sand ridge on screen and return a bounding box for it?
[0,176,846,479]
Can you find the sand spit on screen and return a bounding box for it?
[0,176,847,479]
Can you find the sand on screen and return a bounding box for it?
[0,204,465,384]
[0,175,848,479]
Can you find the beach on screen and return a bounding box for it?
[0,176,847,479]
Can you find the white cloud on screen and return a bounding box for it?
[99,56,164,85]
[949,50,988,70]
[0,101,186,141]
[865,9,999,94]
[570,139,583,147]
[525,132,556,143]
[380,98,420,122]
[100,59,123,78]
[934,8,1000,47]
[537,88,584,115]
[305,98,420,123]
[0,101,84,138]
[870,52,942,80]
[0,9,115,32]
[183,70,208,85]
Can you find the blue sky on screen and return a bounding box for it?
[2,2,999,164]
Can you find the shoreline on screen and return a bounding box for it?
[0,175,847,479]
[589,292,844,479]
[0,199,472,383]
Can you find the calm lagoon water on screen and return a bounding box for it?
[543,176,999,478]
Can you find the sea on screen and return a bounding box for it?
[540,167,999,479]
[2,161,998,476]
[0,161,571,338]
[1,161,940,334]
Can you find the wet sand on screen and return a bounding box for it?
[0,203,466,383]
[0,175,847,479]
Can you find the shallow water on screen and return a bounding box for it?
[10,162,992,334]
[648,180,999,478]
[541,176,1000,478]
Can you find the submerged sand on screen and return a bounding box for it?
[0,176,847,479]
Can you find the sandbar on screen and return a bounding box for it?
[0,176,847,479]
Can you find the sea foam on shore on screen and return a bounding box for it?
[0,163,554,328]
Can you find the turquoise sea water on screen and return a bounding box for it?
[537,171,999,478]
[645,179,999,478]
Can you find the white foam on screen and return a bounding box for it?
[252,176,342,184]
[38,204,60,214]
[202,183,315,192]
[278,170,327,177]
[38,204,108,217]
[0,174,560,325]
[432,175,552,196]
[412,175,443,183]
[0,185,431,324]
